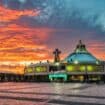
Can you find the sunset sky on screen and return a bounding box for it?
[0,0,105,67]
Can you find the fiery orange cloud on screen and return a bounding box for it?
[0,5,40,22]
[0,24,55,62]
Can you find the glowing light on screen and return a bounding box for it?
[49,74,67,81]
[27,68,33,73]
[80,66,85,71]
[87,65,93,71]
[35,66,47,72]
[74,60,79,64]
[36,67,41,72]
[66,65,74,71]
[55,62,60,66]
[96,61,99,65]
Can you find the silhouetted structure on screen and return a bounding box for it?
[53,48,61,63]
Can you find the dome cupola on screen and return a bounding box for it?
[64,40,100,64]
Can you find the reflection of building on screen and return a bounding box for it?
[25,40,105,82]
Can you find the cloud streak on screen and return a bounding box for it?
[0,5,40,22]
[0,24,54,61]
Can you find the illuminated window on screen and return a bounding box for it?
[66,65,74,71]
[80,66,85,71]
[87,65,93,71]
[35,66,47,72]
[27,68,33,73]
[36,67,41,72]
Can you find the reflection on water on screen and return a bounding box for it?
[0,82,104,105]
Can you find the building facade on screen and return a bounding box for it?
[24,40,105,82]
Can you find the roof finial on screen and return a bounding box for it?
[79,40,82,45]
[75,40,87,53]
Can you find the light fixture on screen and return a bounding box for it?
[55,62,60,66]
[74,60,78,64]
[96,61,99,65]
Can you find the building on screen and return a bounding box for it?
[63,40,103,82]
[24,40,105,82]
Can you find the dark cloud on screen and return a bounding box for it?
[1,0,105,31]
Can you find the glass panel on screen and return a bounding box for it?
[35,66,47,72]
[26,67,33,73]
[87,65,93,72]
[87,65,103,72]
[66,65,86,72]
[80,66,85,71]
[66,65,74,72]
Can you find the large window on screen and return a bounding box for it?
[34,66,47,72]
[87,65,103,72]
[25,67,33,73]
[66,64,103,72]
[25,66,48,73]
[66,65,86,72]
